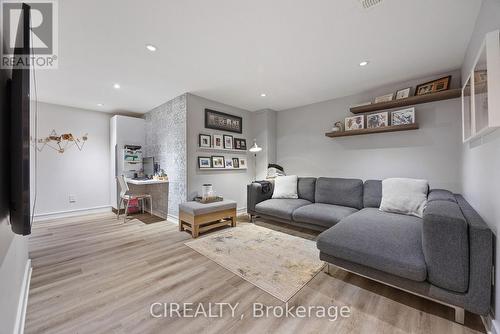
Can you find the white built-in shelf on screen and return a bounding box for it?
[198,147,248,154]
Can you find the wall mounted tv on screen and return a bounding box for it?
[9,3,32,235]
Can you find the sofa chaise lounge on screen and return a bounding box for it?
[247,177,492,323]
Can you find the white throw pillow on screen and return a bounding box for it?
[379,178,428,218]
[272,175,298,199]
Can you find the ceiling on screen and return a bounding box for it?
[34,0,482,113]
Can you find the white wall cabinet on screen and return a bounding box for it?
[462,30,500,142]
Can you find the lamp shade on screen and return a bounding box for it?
[249,139,262,153]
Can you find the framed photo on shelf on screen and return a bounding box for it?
[198,157,212,169]
[232,158,239,168]
[415,76,451,96]
[391,107,415,125]
[234,138,247,150]
[223,135,233,149]
[211,156,225,168]
[374,93,394,103]
[213,134,223,149]
[395,87,411,100]
[345,115,365,131]
[225,159,233,169]
[199,134,211,148]
[366,112,389,128]
[205,109,243,134]
[238,158,247,169]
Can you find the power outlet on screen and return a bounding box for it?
[69,195,77,203]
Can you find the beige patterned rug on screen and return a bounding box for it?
[184,224,325,302]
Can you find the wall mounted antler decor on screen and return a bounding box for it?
[32,129,88,153]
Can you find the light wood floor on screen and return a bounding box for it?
[25,212,485,334]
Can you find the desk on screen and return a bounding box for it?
[125,178,169,185]
[125,178,169,218]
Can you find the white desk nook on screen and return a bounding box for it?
[124,178,170,219]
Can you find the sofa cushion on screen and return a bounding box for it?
[272,175,298,199]
[255,199,311,220]
[315,177,364,209]
[379,178,428,218]
[292,203,358,228]
[317,208,427,281]
[363,180,382,208]
[428,189,457,203]
[298,177,316,203]
[422,200,469,293]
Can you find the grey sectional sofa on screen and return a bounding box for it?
[247,177,492,323]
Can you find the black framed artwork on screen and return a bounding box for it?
[205,109,243,134]
[199,134,211,148]
[198,157,212,168]
[234,138,247,150]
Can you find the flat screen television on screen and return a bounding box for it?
[9,3,31,235]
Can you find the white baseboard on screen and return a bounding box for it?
[13,259,31,334]
[34,205,112,222]
[482,314,499,334]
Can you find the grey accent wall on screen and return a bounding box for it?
[144,94,187,218]
[186,94,254,210]
[460,0,500,328]
[276,71,463,192]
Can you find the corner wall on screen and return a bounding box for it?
[276,71,463,192]
[144,94,187,218]
[460,0,500,330]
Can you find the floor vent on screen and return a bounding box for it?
[359,0,383,9]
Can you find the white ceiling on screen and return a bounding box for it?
[35,0,482,113]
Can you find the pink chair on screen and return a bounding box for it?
[116,175,152,223]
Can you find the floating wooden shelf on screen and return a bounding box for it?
[325,123,419,138]
[350,89,461,114]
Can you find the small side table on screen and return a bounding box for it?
[179,200,237,238]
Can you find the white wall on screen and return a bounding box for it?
[34,103,112,218]
[252,109,277,180]
[186,94,255,211]
[276,71,464,192]
[460,0,500,329]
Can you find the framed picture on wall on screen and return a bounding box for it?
[366,112,389,128]
[199,134,211,148]
[415,76,451,96]
[223,135,233,149]
[391,107,416,125]
[198,157,212,169]
[238,157,247,169]
[345,115,365,131]
[205,109,243,133]
[212,156,225,168]
[232,158,239,168]
[213,134,223,149]
[234,138,247,150]
[225,159,233,169]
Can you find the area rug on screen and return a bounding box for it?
[184,224,325,302]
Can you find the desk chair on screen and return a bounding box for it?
[117,175,153,223]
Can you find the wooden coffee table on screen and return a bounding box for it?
[179,200,237,238]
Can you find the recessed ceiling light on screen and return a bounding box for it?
[97,103,103,107]
[260,93,266,97]
[146,44,157,52]
[113,83,121,89]
[359,61,369,67]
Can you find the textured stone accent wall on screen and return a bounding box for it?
[144,94,187,218]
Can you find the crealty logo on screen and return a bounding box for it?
[1,0,58,69]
